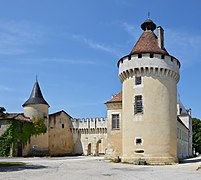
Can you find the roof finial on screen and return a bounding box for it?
[148,12,150,19]
[36,74,38,82]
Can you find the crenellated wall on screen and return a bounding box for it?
[70,117,107,156]
[71,117,107,129]
[118,53,180,83]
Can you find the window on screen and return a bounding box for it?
[161,55,165,59]
[134,95,143,114]
[135,76,142,85]
[171,57,173,62]
[112,114,120,129]
[62,124,64,128]
[135,149,144,153]
[135,138,142,145]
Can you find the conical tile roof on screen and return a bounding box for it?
[130,31,169,55]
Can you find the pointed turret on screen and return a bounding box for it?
[23,78,49,119]
[22,79,49,107]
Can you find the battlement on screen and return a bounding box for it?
[71,117,107,129]
[118,53,180,83]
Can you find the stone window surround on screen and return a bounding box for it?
[111,113,120,130]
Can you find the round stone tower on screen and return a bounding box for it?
[118,18,180,164]
[22,78,49,119]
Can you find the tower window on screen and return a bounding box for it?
[128,55,131,60]
[135,76,142,85]
[134,95,143,114]
[171,57,173,62]
[135,138,142,145]
[62,124,64,128]
[112,114,120,130]
[150,53,154,58]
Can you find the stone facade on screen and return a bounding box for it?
[48,111,74,156]
[71,118,107,155]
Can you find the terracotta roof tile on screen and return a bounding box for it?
[0,113,31,122]
[130,31,169,55]
[106,91,122,103]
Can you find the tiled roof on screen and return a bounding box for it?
[49,110,72,118]
[106,91,122,103]
[0,113,31,122]
[22,80,49,107]
[130,31,169,56]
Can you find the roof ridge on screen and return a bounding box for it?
[106,91,122,103]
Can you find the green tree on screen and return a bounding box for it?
[0,107,6,118]
[192,118,201,153]
[32,117,46,135]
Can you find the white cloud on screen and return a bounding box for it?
[17,57,97,65]
[165,29,201,64]
[121,22,201,65]
[0,85,14,92]
[121,22,141,40]
[71,34,120,56]
[0,19,46,55]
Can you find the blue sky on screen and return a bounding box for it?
[0,0,201,119]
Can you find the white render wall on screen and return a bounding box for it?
[23,104,49,119]
[118,54,180,83]
[119,53,180,164]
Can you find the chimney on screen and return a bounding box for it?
[157,26,164,49]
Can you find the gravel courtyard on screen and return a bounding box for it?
[0,156,201,180]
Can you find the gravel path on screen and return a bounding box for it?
[0,156,200,180]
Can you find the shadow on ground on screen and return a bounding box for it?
[0,164,48,172]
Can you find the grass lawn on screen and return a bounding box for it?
[0,162,26,167]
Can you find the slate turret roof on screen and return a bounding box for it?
[22,79,49,107]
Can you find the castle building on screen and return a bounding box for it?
[0,18,193,164]
[105,18,192,164]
